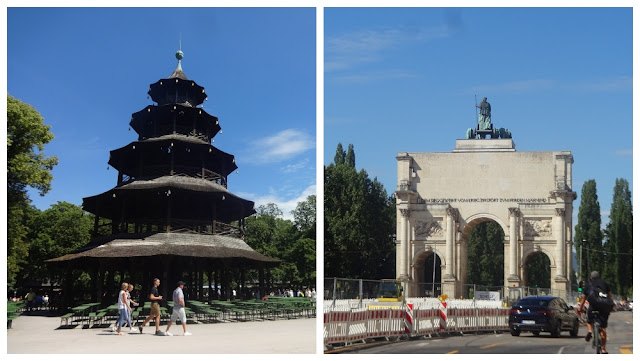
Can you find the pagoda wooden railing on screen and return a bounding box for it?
[120,166,226,187]
[139,124,211,143]
[93,218,243,238]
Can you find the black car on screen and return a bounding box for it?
[508,296,580,337]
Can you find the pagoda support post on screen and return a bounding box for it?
[91,264,99,303]
[166,195,173,232]
[207,269,213,302]
[161,256,172,304]
[259,266,265,299]
[240,268,246,300]
[63,263,73,310]
[93,215,100,237]
[197,262,203,300]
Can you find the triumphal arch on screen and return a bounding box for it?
[395,99,576,298]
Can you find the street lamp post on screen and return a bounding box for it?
[579,240,583,283]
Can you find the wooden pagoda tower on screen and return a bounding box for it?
[49,49,278,307]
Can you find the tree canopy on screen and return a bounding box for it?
[466,222,505,286]
[324,143,396,279]
[602,178,633,297]
[7,95,58,288]
[574,179,604,282]
[244,196,316,289]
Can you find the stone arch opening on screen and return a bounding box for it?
[461,216,506,289]
[414,249,443,297]
[522,249,553,289]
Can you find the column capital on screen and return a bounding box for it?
[555,208,566,217]
[445,206,458,219]
[400,208,411,218]
[508,207,520,217]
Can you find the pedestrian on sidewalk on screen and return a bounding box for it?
[139,278,164,335]
[116,282,131,336]
[164,281,191,336]
[126,283,139,333]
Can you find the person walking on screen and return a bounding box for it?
[138,278,164,335]
[164,281,191,336]
[116,282,131,336]
[126,284,139,333]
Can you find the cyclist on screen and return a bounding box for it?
[578,271,612,354]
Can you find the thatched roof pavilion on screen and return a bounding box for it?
[47,49,279,308]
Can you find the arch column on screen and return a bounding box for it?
[442,206,457,298]
[507,208,521,285]
[554,208,567,281]
[444,207,456,279]
[398,208,410,282]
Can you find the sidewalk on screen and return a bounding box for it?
[7,311,316,354]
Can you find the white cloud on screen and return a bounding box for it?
[281,159,310,174]
[246,184,316,221]
[471,79,555,94]
[326,25,455,72]
[613,149,632,156]
[577,76,632,92]
[246,129,314,164]
[470,76,632,95]
[330,69,418,84]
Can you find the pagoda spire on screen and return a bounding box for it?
[169,37,188,80]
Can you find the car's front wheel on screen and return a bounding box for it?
[550,320,561,338]
[532,331,540,336]
[569,319,579,337]
[510,328,520,336]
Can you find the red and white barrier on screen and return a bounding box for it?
[404,303,413,334]
[439,301,447,331]
[324,300,510,346]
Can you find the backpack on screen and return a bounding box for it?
[587,285,614,312]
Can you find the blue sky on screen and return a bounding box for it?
[7,7,316,220]
[324,7,633,231]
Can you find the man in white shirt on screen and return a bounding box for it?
[164,281,191,336]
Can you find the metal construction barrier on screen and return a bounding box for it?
[324,299,510,346]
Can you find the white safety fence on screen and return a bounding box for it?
[324,298,509,346]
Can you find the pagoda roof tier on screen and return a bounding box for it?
[46,232,280,265]
[108,135,238,179]
[83,176,255,223]
[148,77,207,106]
[130,104,220,142]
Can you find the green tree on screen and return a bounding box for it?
[289,195,317,287]
[346,144,356,169]
[324,143,396,279]
[334,142,346,165]
[466,222,504,286]
[24,202,93,286]
[244,203,301,287]
[7,95,59,288]
[603,178,633,297]
[525,253,551,288]
[574,180,604,282]
[292,194,316,239]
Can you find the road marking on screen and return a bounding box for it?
[557,346,565,354]
[447,350,459,354]
[620,348,632,354]
[480,343,504,349]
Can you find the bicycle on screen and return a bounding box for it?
[591,310,604,354]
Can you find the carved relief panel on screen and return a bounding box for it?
[523,218,552,237]
[415,219,443,237]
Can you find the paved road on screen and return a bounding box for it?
[332,310,633,354]
[7,311,316,354]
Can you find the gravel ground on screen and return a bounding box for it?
[7,310,316,354]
